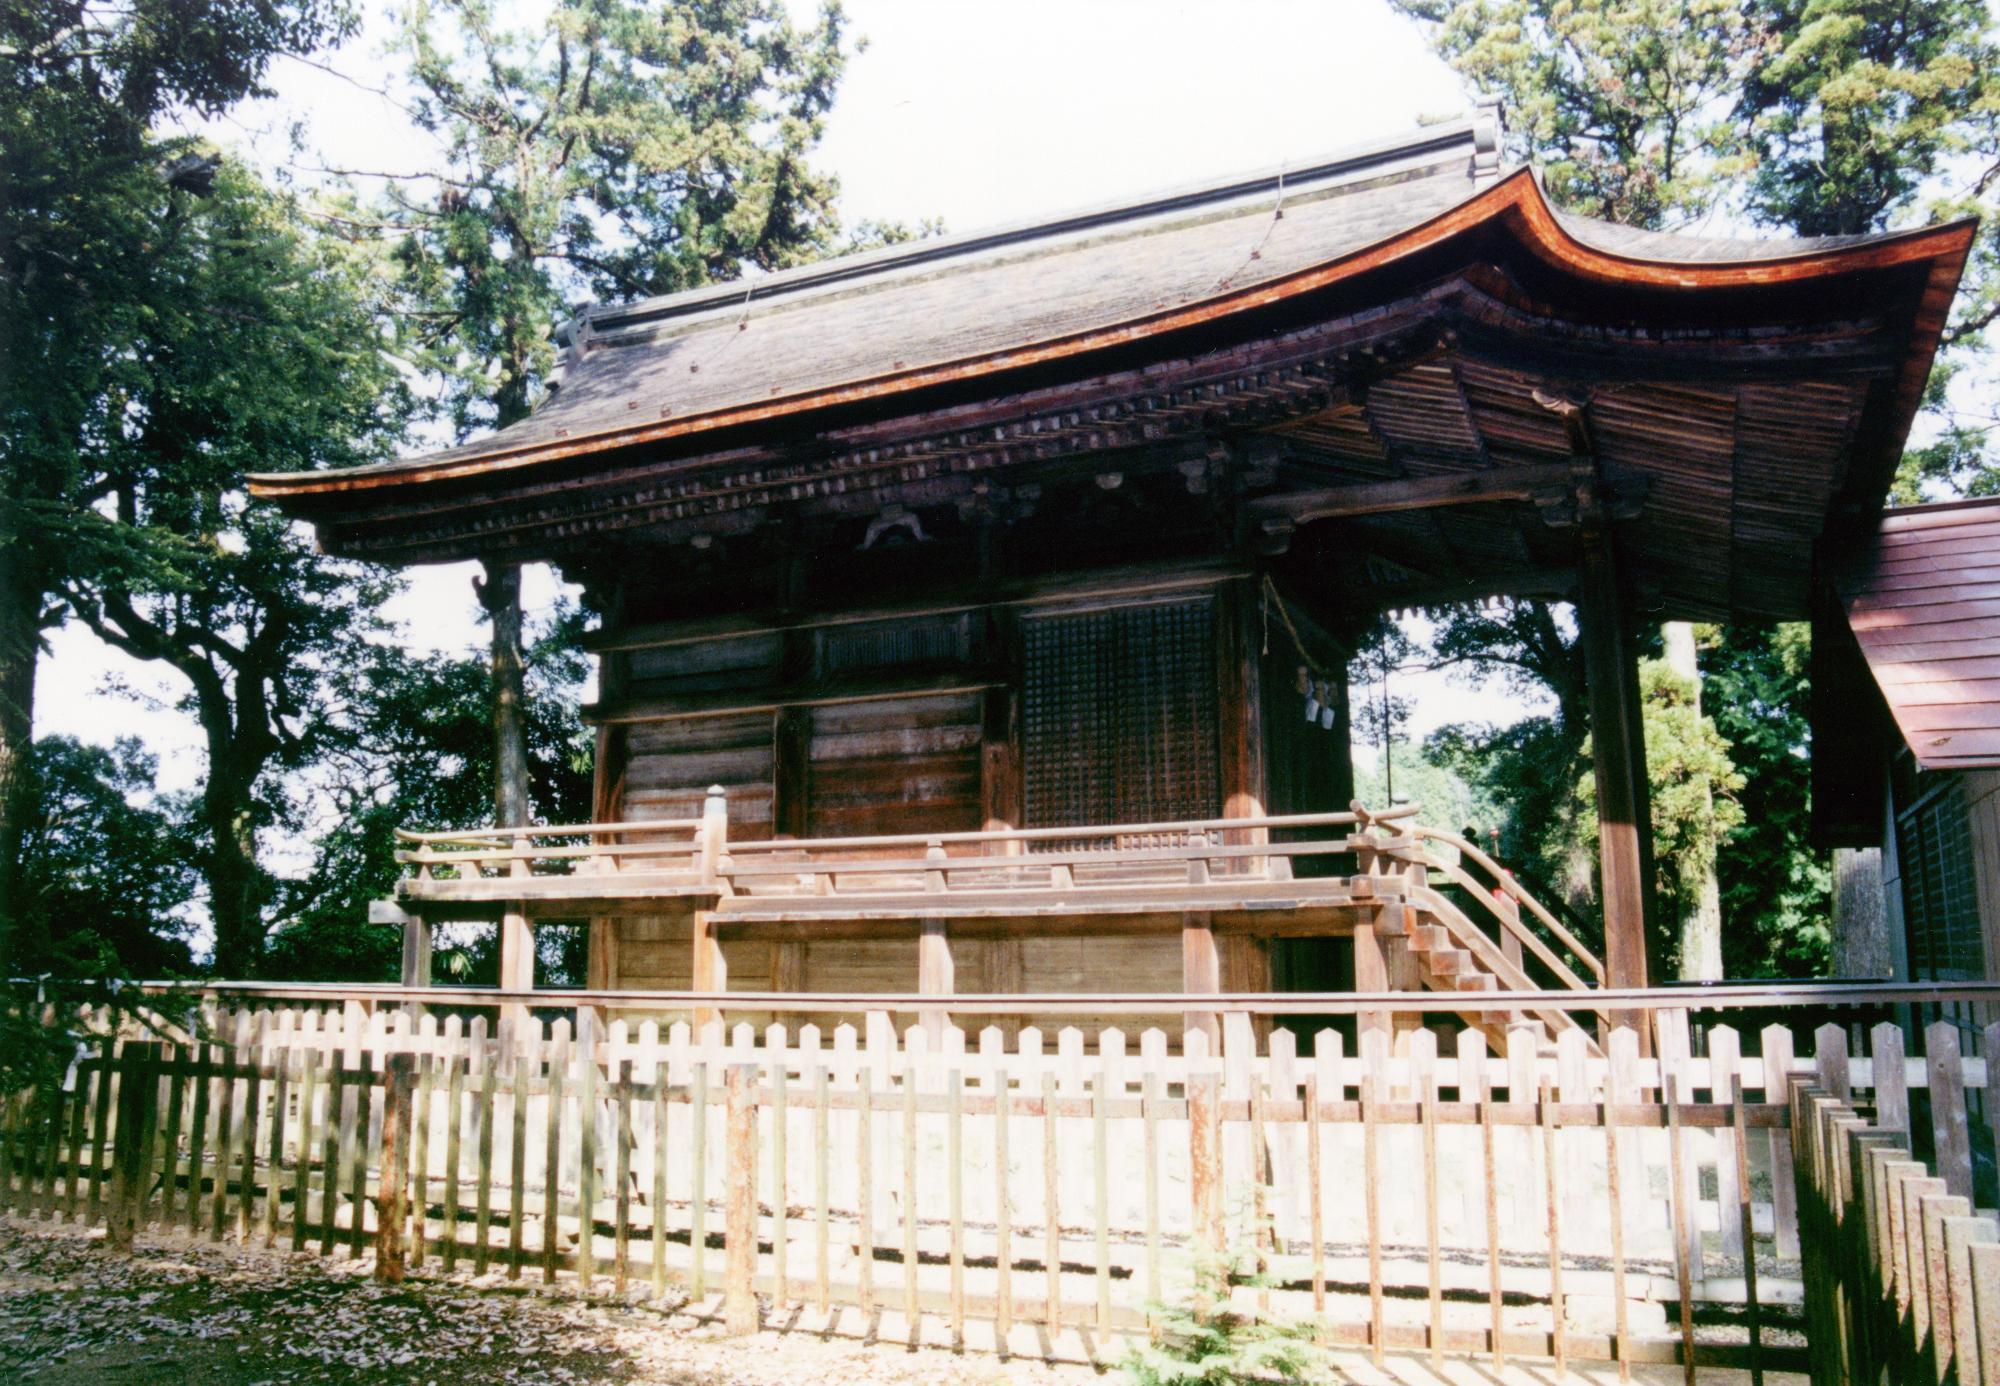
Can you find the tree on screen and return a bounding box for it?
[365,0,864,837]
[11,736,198,978]
[54,161,409,976]
[265,602,595,982]
[0,0,355,968]
[1701,622,1831,976]
[1388,0,1755,227]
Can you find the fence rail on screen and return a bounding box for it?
[15,988,1978,1371]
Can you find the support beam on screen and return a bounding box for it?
[691,911,726,1030]
[1248,461,1576,551]
[1182,912,1220,1046]
[1577,532,1655,993]
[497,905,534,1047]
[772,706,812,839]
[918,919,953,1039]
[1216,578,1267,876]
[1353,922,1388,1039]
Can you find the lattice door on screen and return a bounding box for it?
[1020,597,1219,833]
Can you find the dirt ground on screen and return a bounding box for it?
[0,1216,1791,1385]
[0,1218,1089,1385]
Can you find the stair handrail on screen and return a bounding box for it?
[1401,824,1605,988]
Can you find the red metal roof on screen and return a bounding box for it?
[1843,497,2000,769]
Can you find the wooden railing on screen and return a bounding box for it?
[1399,822,1606,988]
[393,797,1602,996]
[395,818,707,881]
[11,985,1923,1372]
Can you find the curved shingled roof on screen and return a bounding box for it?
[250,109,1973,506]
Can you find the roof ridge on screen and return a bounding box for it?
[568,110,1503,340]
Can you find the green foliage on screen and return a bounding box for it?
[11,737,198,978]
[1739,0,1998,238]
[47,160,410,976]
[1388,0,1757,229]
[263,602,595,983]
[1700,623,1831,975]
[1121,1230,1326,1386]
[0,0,362,968]
[382,0,862,433]
[1574,657,1745,972]
[1355,736,1503,835]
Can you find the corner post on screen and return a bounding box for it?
[693,786,729,1030]
[375,901,430,1020]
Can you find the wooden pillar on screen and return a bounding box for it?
[772,706,812,838]
[1577,534,1654,993]
[919,919,953,1039]
[377,899,431,1021]
[1216,578,1268,875]
[1183,913,1220,1046]
[693,786,729,1028]
[497,904,534,1045]
[978,683,1022,1027]
[1354,922,1388,1039]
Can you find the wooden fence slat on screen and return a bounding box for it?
[993,1060,1011,1341]
[1604,1026,1634,1383]
[1926,1021,1975,1202]
[1708,1025,1743,1258]
[1764,1025,1800,1259]
[411,1052,432,1268]
[263,1047,288,1248]
[1362,1035,1385,1367]
[85,1041,114,1222]
[948,1066,965,1343]
[511,1055,531,1280]
[651,1066,670,1302]
[903,1049,920,1336]
[690,1057,708,1303]
[239,1028,264,1243]
[725,1062,757,1335]
[291,1049,318,1252]
[186,1043,212,1237]
[1873,1022,1910,1134]
[442,1047,464,1273]
[1541,1076,1566,1377]
[813,1061,831,1314]
[543,1026,567,1285]
[771,1042,789,1307]
[319,1048,344,1256]
[577,1027,600,1295]
[473,1048,496,1277]
[1729,1067,1763,1386]
[348,1052,375,1260]
[1042,1068,1060,1335]
[377,1053,414,1284]
[615,1058,633,1294]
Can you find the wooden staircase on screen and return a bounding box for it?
[1366,818,1604,1053]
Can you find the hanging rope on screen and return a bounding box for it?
[1260,575,1346,731]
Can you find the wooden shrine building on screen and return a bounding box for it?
[253,109,1973,1028]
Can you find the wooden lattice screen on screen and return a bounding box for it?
[1020,597,1219,832]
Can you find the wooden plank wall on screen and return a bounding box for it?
[595,574,1279,1013]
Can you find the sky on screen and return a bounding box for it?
[35,0,1543,806]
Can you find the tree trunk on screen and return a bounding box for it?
[477,559,531,829]
[1663,621,1723,981]
[0,554,41,974]
[202,763,266,978]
